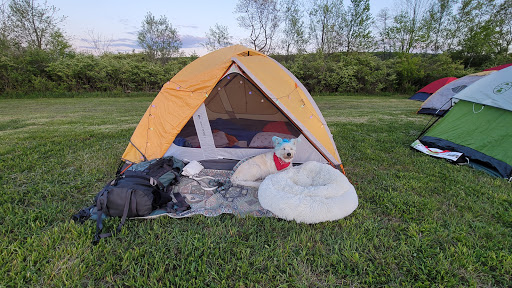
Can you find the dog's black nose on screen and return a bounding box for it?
[287,153,291,157]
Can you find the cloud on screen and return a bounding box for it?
[78,37,139,48]
[121,31,205,49]
[74,36,140,54]
[114,34,206,49]
[180,34,206,48]
[119,18,139,34]
[119,18,131,26]
[111,38,140,49]
[74,33,208,54]
[177,24,199,30]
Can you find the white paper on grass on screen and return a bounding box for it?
[411,140,463,162]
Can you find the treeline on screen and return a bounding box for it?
[277,52,480,94]
[2,47,511,96]
[0,50,197,94]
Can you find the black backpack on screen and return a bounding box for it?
[73,156,190,244]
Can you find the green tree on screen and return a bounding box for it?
[308,0,344,53]
[280,0,308,54]
[375,8,392,53]
[386,12,410,53]
[492,0,512,55]
[137,12,182,63]
[235,0,281,53]
[447,0,494,50]
[202,23,233,52]
[422,0,457,53]
[387,0,431,53]
[46,30,72,59]
[0,0,9,51]
[0,0,7,32]
[449,0,498,66]
[5,0,66,50]
[340,0,374,52]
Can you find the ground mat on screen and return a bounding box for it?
[141,168,275,219]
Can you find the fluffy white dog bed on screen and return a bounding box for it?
[258,161,358,224]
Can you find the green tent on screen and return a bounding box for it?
[412,66,512,179]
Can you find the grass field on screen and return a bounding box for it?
[0,95,510,287]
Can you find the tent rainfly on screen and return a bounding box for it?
[483,63,512,71]
[412,66,512,179]
[409,77,457,101]
[122,45,344,172]
[417,71,494,116]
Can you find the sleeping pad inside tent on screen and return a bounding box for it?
[412,66,512,179]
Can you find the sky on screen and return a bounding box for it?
[46,0,394,56]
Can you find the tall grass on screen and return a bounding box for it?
[0,95,510,287]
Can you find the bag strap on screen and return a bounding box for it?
[115,171,163,190]
[92,188,108,243]
[71,205,94,224]
[93,189,133,245]
[165,184,190,213]
[172,192,190,213]
[165,169,181,187]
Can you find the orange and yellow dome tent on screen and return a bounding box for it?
[122,45,344,172]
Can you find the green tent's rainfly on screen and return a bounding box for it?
[412,66,512,179]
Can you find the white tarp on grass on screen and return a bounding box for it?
[411,140,463,162]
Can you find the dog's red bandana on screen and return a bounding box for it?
[273,153,291,171]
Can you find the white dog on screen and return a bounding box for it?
[231,136,299,188]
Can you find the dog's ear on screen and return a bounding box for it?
[291,138,300,146]
[272,136,282,147]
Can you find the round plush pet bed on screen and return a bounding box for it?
[258,161,358,224]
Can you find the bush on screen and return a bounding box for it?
[44,53,193,93]
[338,53,397,94]
[0,50,196,95]
[0,46,501,97]
[284,52,397,94]
[384,53,467,93]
